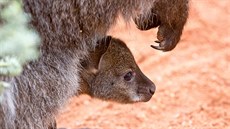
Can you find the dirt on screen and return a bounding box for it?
[56,1,230,129]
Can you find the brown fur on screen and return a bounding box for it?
[0,0,189,128]
[49,36,155,129]
[134,0,189,51]
[79,36,155,103]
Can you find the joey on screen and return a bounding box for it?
[49,36,156,129]
[79,36,155,103]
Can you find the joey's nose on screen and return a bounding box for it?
[149,84,156,95]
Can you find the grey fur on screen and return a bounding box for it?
[49,36,156,129]
[79,36,155,103]
[0,0,189,128]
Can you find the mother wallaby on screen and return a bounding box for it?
[0,0,189,128]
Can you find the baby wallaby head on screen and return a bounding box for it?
[82,36,156,103]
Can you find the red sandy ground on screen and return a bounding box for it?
[57,1,230,129]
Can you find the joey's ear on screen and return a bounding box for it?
[97,36,113,70]
[95,36,112,53]
[92,36,112,70]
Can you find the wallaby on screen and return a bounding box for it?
[49,36,155,129]
[80,36,155,102]
[0,0,189,128]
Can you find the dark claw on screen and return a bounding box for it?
[152,39,174,52]
[152,40,166,51]
[150,45,164,50]
[154,40,161,43]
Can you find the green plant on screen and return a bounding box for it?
[0,0,40,100]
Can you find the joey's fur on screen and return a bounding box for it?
[49,36,155,129]
[0,0,189,128]
[79,36,155,103]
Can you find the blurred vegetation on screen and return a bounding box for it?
[0,0,40,100]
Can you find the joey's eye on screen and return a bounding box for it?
[124,71,135,82]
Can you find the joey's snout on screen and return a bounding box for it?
[142,81,156,102]
[149,83,156,95]
[136,73,156,102]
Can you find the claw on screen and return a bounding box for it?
[154,40,161,43]
[151,40,171,52]
[150,45,164,50]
